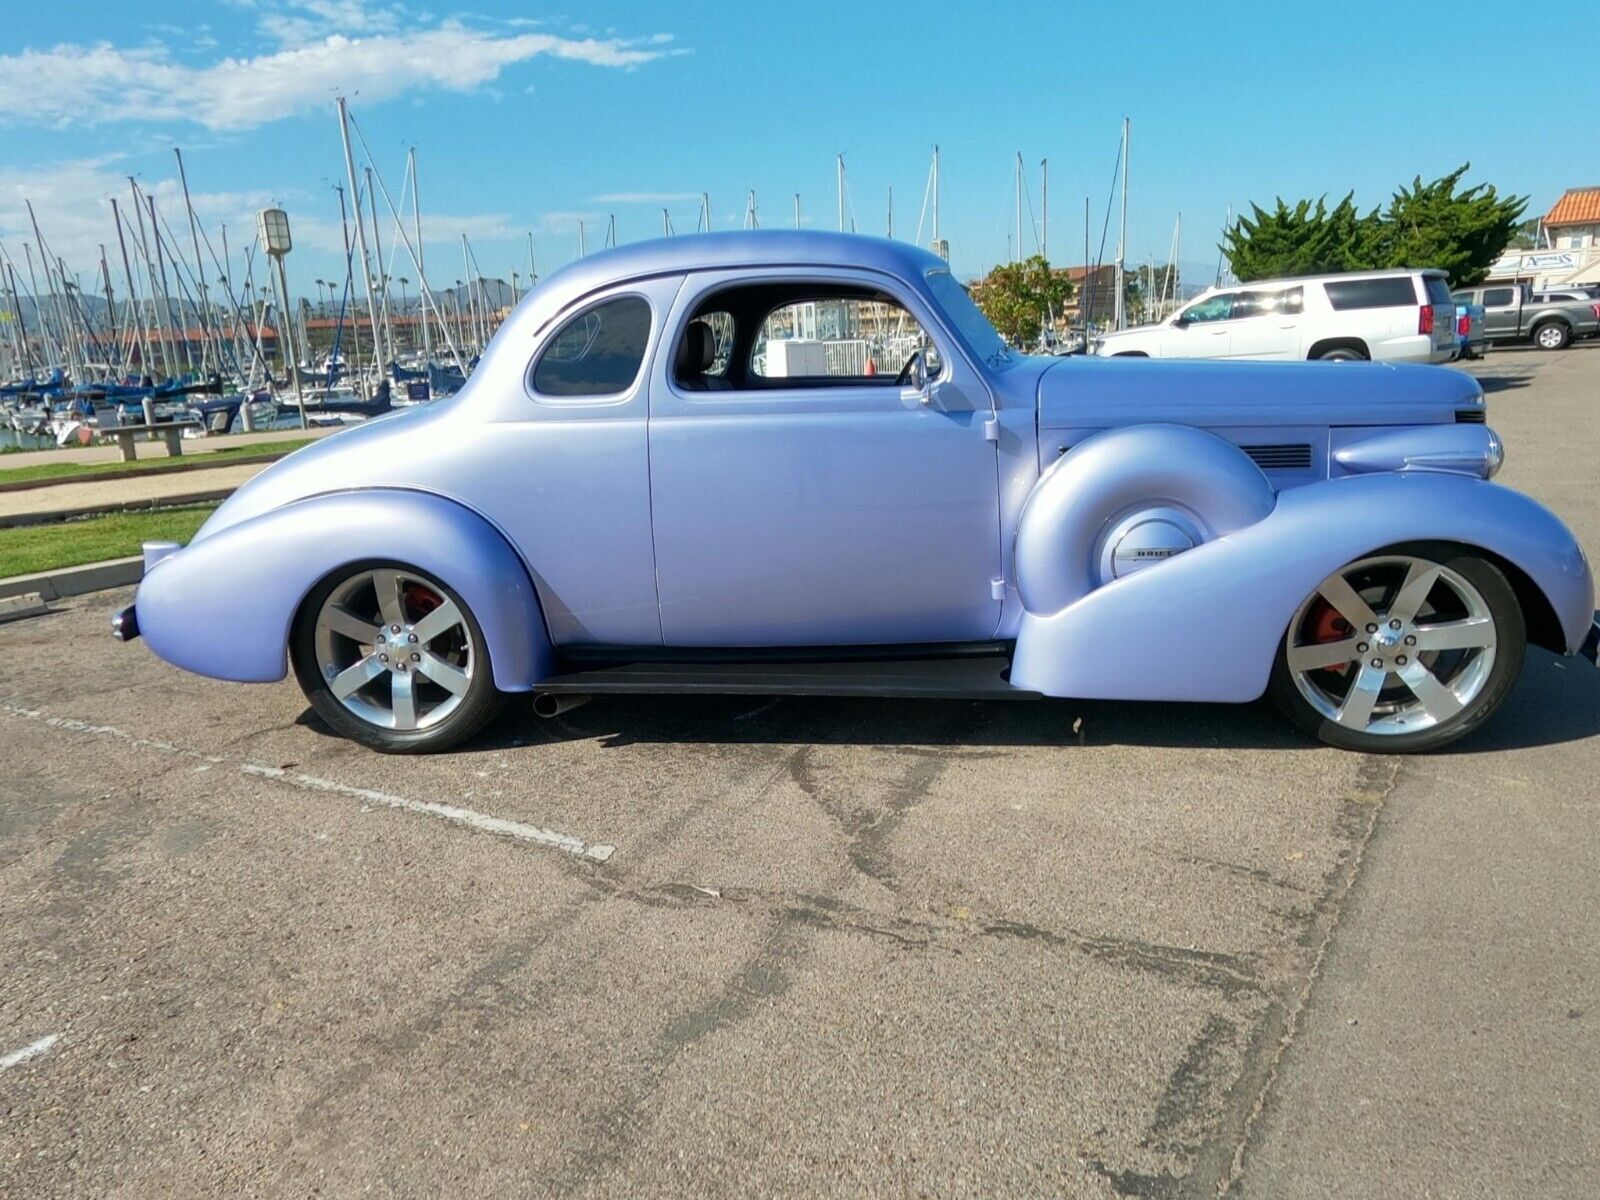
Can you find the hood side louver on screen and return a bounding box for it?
[1455,409,1486,424]
[1241,443,1313,470]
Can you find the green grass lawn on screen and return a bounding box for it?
[0,438,316,486]
[0,504,218,578]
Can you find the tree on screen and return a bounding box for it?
[1221,165,1527,287]
[1381,165,1526,286]
[971,256,1074,347]
[1222,193,1385,282]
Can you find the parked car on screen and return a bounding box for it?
[113,232,1598,755]
[1093,269,1459,364]
[1456,302,1489,361]
[1450,283,1600,350]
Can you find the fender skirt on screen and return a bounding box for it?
[134,489,552,689]
[1010,472,1593,702]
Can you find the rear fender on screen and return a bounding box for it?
[1011,473,1593,701]
[135,489,552,689]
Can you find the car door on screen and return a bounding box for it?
[1166,291,1237,358]
[1226,287,1303,359]
[647,269,1004,646]
[1478,286,1520,338]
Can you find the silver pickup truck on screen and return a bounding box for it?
[1451,282,1600,350]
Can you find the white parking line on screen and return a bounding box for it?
[1,1034,60,1072]
[240,764,615,862]
[0,702,615,863]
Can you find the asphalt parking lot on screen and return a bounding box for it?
[3,343,1598,1198]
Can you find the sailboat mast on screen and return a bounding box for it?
[1015,151,1023,263]
[1115,116,1130,331]
[1041,158,1049,261]
[836,154,845,232]
[174,148,215,372]
[366,166,395,365]
[337,95,385,379]
[932,145,941,244]
[110,198,150,378]
[409,148,431,362]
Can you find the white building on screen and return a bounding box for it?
[1488,187,1600,288]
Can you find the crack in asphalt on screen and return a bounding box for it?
[1081,754,1402,1198]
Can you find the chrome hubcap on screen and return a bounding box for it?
[1287,555,1497,735]
[1538,327,1562,348]
[313,568,473,731]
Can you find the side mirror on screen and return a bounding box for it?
[1172,316,1190,329]
[902,350,931,402]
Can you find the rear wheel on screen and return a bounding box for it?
[291,562,505,753]
[1269,544,1524,753]
[1532,321,1570,351]
[1315,346,1367,362]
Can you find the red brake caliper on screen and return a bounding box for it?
[402,583,442,623]
[1303,599,1353,675]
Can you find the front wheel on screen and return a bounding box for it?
[1268,544,1524,753]
[291,562,506,753]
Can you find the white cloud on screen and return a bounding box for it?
[0,22,677,132]
[0,156,521,292]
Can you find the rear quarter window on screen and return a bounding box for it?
[530,295,652,399]
[1424,277,1454,305]
[1323,277,1421,310]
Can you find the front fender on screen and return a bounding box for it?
[1011,473,1593,702]
[135,489,552,690]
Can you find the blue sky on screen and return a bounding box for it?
[0,1,1577,297]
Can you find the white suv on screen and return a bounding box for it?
[1094,269,1459,364]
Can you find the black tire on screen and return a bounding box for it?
[1315,346,1367,362]
[291,561,507,754]
[1269,543,1525,753]
[1531,321,1571,351]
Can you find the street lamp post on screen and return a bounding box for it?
[258,207,306,430]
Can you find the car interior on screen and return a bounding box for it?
[674,282,933,391]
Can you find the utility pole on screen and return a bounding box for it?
[337,95,385,383]
[257,207,306,428]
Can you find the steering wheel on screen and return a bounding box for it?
[894,349,923,386]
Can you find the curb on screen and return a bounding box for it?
[0,491,231,530]
[0,556,142,602]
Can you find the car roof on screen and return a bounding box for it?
[534,230,951,300]
[1215,268,1445,289]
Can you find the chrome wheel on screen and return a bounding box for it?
[312,567,475,732]
[1535,323,1567,350]
[1286,554,1498,736]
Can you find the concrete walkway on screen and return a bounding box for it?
[0,425,337,472]
[0,462,269,523]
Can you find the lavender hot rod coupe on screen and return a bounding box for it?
[113,232,1598,753]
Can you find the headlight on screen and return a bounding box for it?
[1485,429,1503,479]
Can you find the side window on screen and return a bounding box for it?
[1451,292,1472,306]
[1323,277,1421,310]
[1234,288,1302,319]
[750,296,939,383]
[530,295,651,398]
[1480,287,1516,308]
[1179,293,1235,323]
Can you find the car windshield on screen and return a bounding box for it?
[926,269,1010,364]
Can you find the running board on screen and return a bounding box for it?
[533,652,1039,700]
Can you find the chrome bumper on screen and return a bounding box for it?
[111,604,139,642]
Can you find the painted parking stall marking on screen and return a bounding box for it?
[1,1034,60,1072]
[0,702,616,863]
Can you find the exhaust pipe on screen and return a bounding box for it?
[532,692,592,719]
